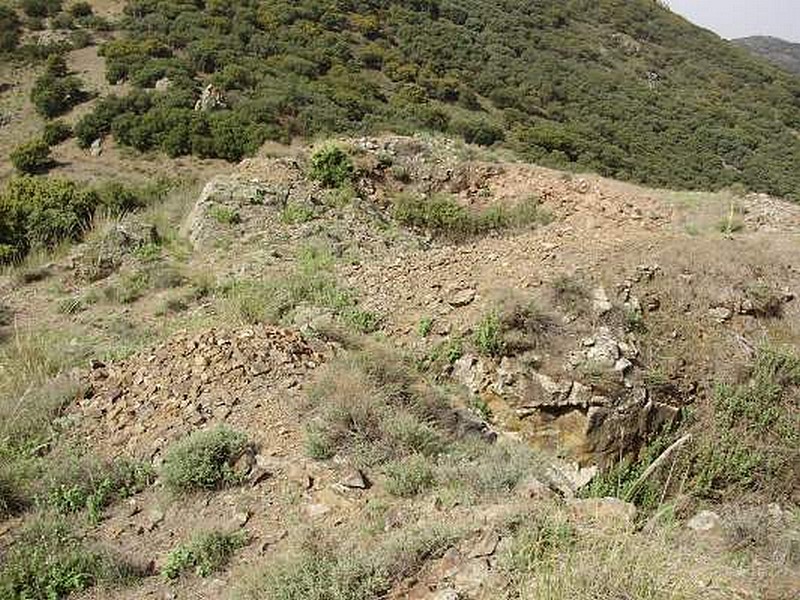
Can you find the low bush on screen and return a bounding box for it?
[208,205,241,225]
[691,345,800,500]
[162,530,247,579]
[241,525,457,600]
[309,145,355,188]
[218,246,380,332]
[43,456,153,522]
[10,139,51,174]
[0,176,98,263]
[161,427,249,493]
[305,344,449,463]
[0,516,139,599]
[393,193,548,239]
[42,120,73,146]
[384,454,435,497]
[551,274,590,314]
[20,0,62,18]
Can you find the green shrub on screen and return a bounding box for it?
[393,193,547,239]
[68,1,92,17]
[384,454,435,497]
[473,311,503,356]
[44,457,153,523]
[0,6,21,53]
[691,346,800,500]
[0,176,98,262]
[30,72,87,119]
[0,517,138,599]
[10,139,51,174]
[42,120,73,146]
[163,530,248,579]
[161,427,249,493]
[208,205,241,225]
[309,145,355,188]
[20,0,62,18]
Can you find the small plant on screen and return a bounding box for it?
[309,145,355,188]
[162,530,248,579]
[161,427,249,493]
[10,139,51,174]
[44,457,154,523]
[418,316,434,338]
[280,202,316,224]
[473,311,503,356]
[208,205,241,225]
[384,455,435,497]
[718,202,744,236]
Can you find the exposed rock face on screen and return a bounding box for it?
[194,83,225,111]
[451,284,679,467]
[72,218,160,282]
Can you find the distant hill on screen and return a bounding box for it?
[734,36,800,75]
[48,0,800,200]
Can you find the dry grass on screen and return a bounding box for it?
[502,505,748,600]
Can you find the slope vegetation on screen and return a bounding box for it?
[64,0,800,199]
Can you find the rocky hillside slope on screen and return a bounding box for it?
[1,136,798,599]
[735,36,800,74]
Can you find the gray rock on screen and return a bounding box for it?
[154,77,172,92]
[708,306,733,323]
[592,287,613,315]
[338,468,368,490]
[447,287,476,307]
[89,137,102,156]
[687,510,722,533]
[469,531,500,558]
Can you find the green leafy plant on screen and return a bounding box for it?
[309,145,355,188]
[0,517,138,599]
[208,205,241,225]
[0,176,98,262]
[162,530,248,579]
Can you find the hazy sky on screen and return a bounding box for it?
[666,1,800,42]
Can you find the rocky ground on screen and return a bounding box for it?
[1,135,799,599]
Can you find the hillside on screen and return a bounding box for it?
[1,135,799,598]
[3,0,800,200]
[1,1,800,599]
[735,36,800,75]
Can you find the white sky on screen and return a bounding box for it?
[666,0,800,42]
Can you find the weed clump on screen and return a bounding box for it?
[162,530,248,579]
[0,517,139,599]
[161,427,249,493]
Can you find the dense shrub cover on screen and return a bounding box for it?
[0,177,97,262]
[72,0,800,199]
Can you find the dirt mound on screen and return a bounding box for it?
[75,326,326,460]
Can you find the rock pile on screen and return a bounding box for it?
[76,326,325,460]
